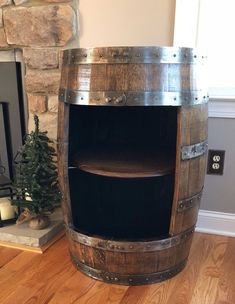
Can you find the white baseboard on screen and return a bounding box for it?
[196,210,235,237]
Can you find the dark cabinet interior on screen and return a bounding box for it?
[68,105,178,240]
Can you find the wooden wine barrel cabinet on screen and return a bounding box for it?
[58,47,208,285]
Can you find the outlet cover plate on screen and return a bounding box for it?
[207,150,225,175]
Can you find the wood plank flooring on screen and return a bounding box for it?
[0,232,234,304]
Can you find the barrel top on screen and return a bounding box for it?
[62,46,207,65]
[60,46,208,107]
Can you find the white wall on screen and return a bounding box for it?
[79,0,176,47]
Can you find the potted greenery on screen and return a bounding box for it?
[12,115,61,229]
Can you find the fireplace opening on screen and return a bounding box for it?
[0,50,26,180]
[68,105,178,240]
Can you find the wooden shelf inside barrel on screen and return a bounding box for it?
[73,148,175,178]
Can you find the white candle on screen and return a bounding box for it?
[25,193,32,201]
[0,198,15,220]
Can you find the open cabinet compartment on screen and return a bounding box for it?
[68,105,178,240]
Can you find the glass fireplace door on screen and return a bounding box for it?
[0,50,26,179]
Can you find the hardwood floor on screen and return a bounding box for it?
[0,232,234,304]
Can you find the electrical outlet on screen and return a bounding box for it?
[207,150,225,175]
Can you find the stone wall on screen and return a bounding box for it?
[0,0,79,140]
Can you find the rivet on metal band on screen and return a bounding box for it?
[181,140,208,160]
[177,189,203,212]
[66,226,195,253]
[70,255,187,285]
[59,88,209,107]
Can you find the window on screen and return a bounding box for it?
[197,0,235,97]
[174,0,235,99]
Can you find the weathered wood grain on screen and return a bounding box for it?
[57,100,72,225]
[67,233,193,275]
[170,104,208,235]
[60,63,203,92]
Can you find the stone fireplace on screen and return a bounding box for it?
[0,0,79,141]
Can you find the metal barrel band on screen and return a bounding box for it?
[177,189,203,212]
[59,88,209,107]
[66,226,195,253]
[70,254,187,286]
[181,140,208,160]
[63,47,206,64]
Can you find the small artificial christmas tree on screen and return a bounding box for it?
[12,115,61,229]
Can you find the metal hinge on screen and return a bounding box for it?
[181,140,208,160]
